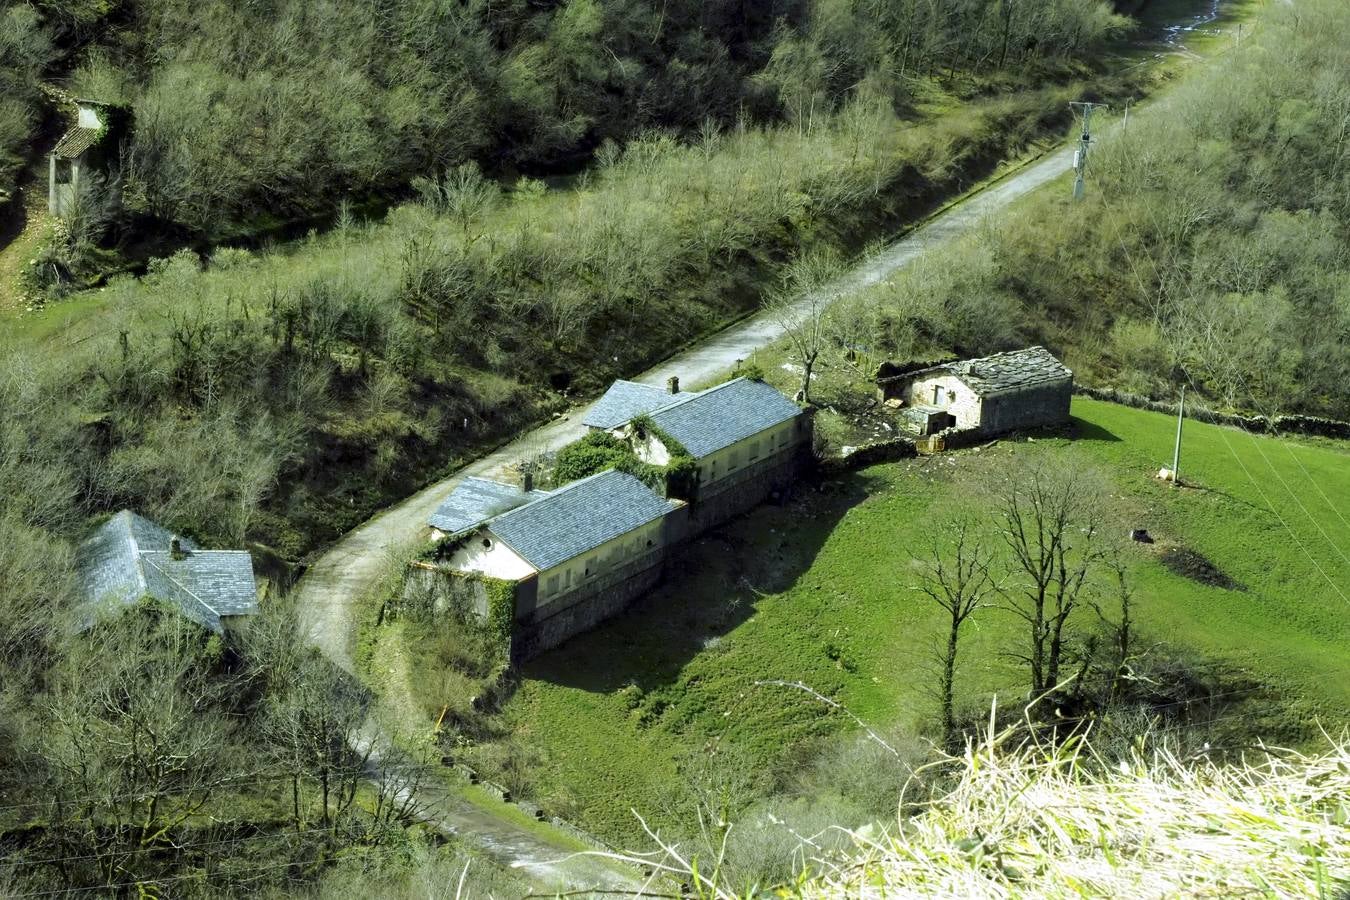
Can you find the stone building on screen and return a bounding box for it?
[414,376,811,661]
[74,510,260,634]
[604,375,813,528]
[418,469,685,661]
[49,99,120,218]
[876,346,1073,437]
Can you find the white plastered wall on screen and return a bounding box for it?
[445,530,537,580]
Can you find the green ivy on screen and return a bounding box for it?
[629,414,699,501]
[481,575,517,647]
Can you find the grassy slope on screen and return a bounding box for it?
[494,398,1349,842]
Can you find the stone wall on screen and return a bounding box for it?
[510,548,669,661]
[980,379,1073,434]
[687,445,809,535]
[403,563,490,619]
[1074,384,1350,439]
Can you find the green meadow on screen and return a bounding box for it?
[490,397,1350,842]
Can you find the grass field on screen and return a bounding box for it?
[487,397,1349,843]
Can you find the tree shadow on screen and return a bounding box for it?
[522,471,878,693]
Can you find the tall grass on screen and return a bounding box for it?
[806,718,1350,898]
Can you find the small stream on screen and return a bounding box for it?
[1161,0,1226,46]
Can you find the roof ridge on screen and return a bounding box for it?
[139,552,220,617]
[648,376,745,416]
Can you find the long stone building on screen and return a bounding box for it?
[415,375,811,662]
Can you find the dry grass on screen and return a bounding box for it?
[801,712,1350,898]
[597,701,1350,899]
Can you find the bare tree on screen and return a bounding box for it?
[916,517,995,741]
[1093,548,1137,703]
[989,454,1109,696]
[765,248,845,404]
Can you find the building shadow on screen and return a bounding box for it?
[1069,415,1121,443]
[521,471,878,693]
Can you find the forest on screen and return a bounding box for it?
[4,0,1127,237]
[4,0,1347,894]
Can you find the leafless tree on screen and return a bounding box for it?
[988,454,1109,696]
[765,248,845,404]
[915,517,995,741]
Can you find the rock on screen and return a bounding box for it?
[841,445,857,456]
[1131,529,1154,544]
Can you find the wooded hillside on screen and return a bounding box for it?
[5,0,1128,235]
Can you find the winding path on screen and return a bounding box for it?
[296,141,1075,892]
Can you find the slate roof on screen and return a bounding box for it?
[75,510,259,632]
[53,127,101,160]
[583,380,694,429]
[487,470,678,572]
[428,476,549,535]
[645,377,802,459]
[880,346,1072,397]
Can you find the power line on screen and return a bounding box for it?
[1241,429,1350,570]
[1209,416,1350,606]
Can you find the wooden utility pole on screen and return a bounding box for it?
[1172,384,1185,485]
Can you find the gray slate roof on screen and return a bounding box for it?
[487,469,677,572]
[75,510,259,633]
[646,377,802,459]
[53,127,101,159]
[429,476,549,535]
[881,346,1072,397]
[583,380,694,429]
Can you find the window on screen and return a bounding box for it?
[932,384,942,405]
[727,448,739,471]
[748,440,760,461]
[481,537,492,549]
[584,555,599,578]
[546,574,560,597]
[948,390,957,403]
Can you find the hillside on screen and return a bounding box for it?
[2,0,1348,896]
[396,397,1348,859]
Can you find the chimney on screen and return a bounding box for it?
[667,376,680,394]
[522,471,534,493]
[170,536,187,561]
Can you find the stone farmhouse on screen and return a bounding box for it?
[416,375,812,661]
[415,469,685,660]
[598,375,812,528]
[74,510,260,633]
[876,346,1073,437]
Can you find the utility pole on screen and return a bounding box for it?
[1171,384,1185,485]
[1069,101,1107,201]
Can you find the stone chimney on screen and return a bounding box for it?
[170,536,187,561]
[522,471,534,493]
[667,375,680,394]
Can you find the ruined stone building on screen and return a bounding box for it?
[877,346,1073,437]
[74,510,259,634]
[49,99,121,218]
